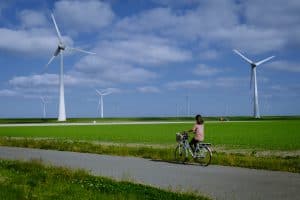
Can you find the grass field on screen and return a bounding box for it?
[0,116,299,124]
[0,120,299,150]
[0,159,208,200]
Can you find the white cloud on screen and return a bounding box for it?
[0,28,61,55]
[166,80,210,90]
[54,0,115,32]
[115,0,300,54]
[90,36,191,66]
[215,77,247,88]
[74,35,190,84]
[19,10,47,28]
[194,64,221,76]
[0,89,18,97]
[166,77,247,90]
[137,86,160,93]
[199,49,219,60]
[266,61,300,73]
[8,73,106,88]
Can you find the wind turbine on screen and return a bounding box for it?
[233,49,274,118]
[45,13,95,121]
[40,96,48,118]
[96,89,112,118]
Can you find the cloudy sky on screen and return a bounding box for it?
[0,0,299,118]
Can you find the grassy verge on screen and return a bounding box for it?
[0,159,209,200]
[0,137,299,173]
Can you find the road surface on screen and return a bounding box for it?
[0,146,299,200]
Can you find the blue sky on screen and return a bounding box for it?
[0,0,300,118]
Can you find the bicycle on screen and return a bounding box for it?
[174,132,212,166]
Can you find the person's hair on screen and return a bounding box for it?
[195,114,204,125]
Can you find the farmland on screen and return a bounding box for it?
[0,120,299,150]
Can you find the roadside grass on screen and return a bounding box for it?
[1,137,299,173]
[0,120,299,150]
[0,159,210,200]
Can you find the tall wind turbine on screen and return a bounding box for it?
[96,89,112,118]
[233,49,274,118]
[40,96,48,118]
[45,13,95,121]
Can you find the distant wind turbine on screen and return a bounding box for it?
[45,13,96,121]
[40,96,48,118]
[233,49,274,118]
[96,89,113,118]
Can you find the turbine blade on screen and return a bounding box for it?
[43,55,56,72]
[51,13,63,43]
[95,89,102,96]
[102,91,112,96]
[233,49,254,64]
[67,47,96,55]
[255,56,275,66]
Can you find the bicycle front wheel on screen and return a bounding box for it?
[175,145,187,163]
[194,146,212,166]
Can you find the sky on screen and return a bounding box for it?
[0,0,300,118]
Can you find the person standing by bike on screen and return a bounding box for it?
[188,114,204,151]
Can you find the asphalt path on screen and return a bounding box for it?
[0,147,299,200]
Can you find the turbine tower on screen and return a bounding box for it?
[96,89,112,118]
[45,13,95,121]
[233,49,274,118]
[40,96,47,118]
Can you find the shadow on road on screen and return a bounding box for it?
[150,159,207,167]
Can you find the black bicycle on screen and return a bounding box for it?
[175,132,212,166]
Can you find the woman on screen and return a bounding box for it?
[188,114,204,151]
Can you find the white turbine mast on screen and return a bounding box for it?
[233,49,274,118]
[40,96,48,118]
[96,89,113,118]
[45,13,95,121]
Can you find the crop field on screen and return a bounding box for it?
[0,120,299,150]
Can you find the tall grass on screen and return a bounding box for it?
[0,159,210,200]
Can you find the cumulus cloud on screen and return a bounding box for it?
[74,35,190,84]
[137,86,161,93]
[0,28,63,55]
[89,36,191,66]
[8,73,107,88]
[0,89,18,97]
[115,0,300,54]
[166,77,247,90]
[166,80,210,90]
[54,0,114,32]
[194,64,221,76]
[266,61,300,73]
[19,10,47,28]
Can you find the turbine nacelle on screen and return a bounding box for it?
[58,43,66,50]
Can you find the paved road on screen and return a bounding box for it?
[0,147,299,200]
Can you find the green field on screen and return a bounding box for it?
[0,120,299,150]
[0,116,299,124]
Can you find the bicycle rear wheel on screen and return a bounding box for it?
[194,146,212,166]
[175,145,187,163]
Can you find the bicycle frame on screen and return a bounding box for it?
[178,139,200,158]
